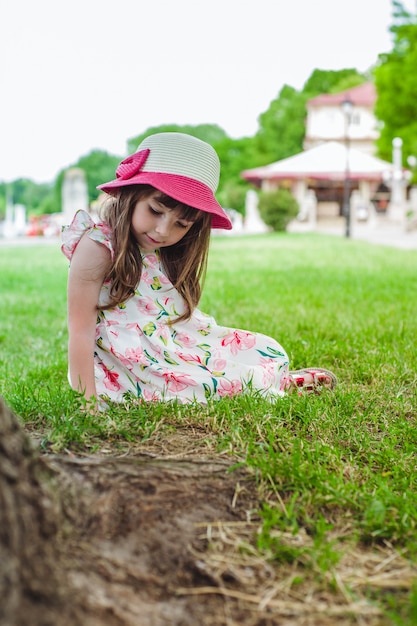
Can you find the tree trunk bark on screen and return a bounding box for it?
[0,397,76,626]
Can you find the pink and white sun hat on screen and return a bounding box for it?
[97,132,232,230]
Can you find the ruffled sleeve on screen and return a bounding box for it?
[61,209,114,261]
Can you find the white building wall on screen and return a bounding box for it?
[306,105,379,154]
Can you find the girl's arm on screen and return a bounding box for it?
[67,233,112,406]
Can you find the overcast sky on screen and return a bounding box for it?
[1,0,415,183]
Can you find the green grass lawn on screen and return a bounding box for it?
[1,232,417,624]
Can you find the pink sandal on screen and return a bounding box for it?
[287,368,337,395]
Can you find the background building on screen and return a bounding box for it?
[242,83,411,231]
[304,83,378,154]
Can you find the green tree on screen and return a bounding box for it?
[302,68,366,97]
[0,184,8,220]
[374,1,417,173]
[213,136,258,213]
[49,150,123,215]
[3,179,55,217]
[127,124,228,155]
[252,69,365,170]
[254,85,307,165]
[74,150,122,204]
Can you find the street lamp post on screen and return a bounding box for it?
[341,96,353,238]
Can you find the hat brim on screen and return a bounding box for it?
[97,172,232,230]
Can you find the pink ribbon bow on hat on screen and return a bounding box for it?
[116,149,150,180]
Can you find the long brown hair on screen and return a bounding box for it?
[98,185,212,323]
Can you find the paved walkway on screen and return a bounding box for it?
[2,224,417,250]
[319,225,417,250]
[349,226,417,249]
[289,220,417,250]
[0,236,61,247]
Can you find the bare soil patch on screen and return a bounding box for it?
[49,452,261,626]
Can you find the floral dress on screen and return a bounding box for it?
[62,210,290,405]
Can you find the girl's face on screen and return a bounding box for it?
[131,192,196,250]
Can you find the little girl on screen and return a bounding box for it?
[62,132,336,409]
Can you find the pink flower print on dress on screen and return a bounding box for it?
[259,356,279,386]
[213,358,227,371]
[221,330,256,355]
[194,319,212,336]
[153,370,198,392]
[136,296,160,316]
[105,319,121,338]
[208,358,227,378]
[140,270,170,288]
[174,331,198,348]
[141,271,154,287]
[125,322,144,336]
[142,253,159,269]
[161,297,176,317]
[108,306,128,319]
[176,352,204,366]
[99,362,121,391]
[279,364,291,392]
[110,345,151,369]
[141,387,161,402]
[125,347,152,366]
[110,346,131,369]
[155,321,171,345]
[217,378,243,397]
[99,221,112,238]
